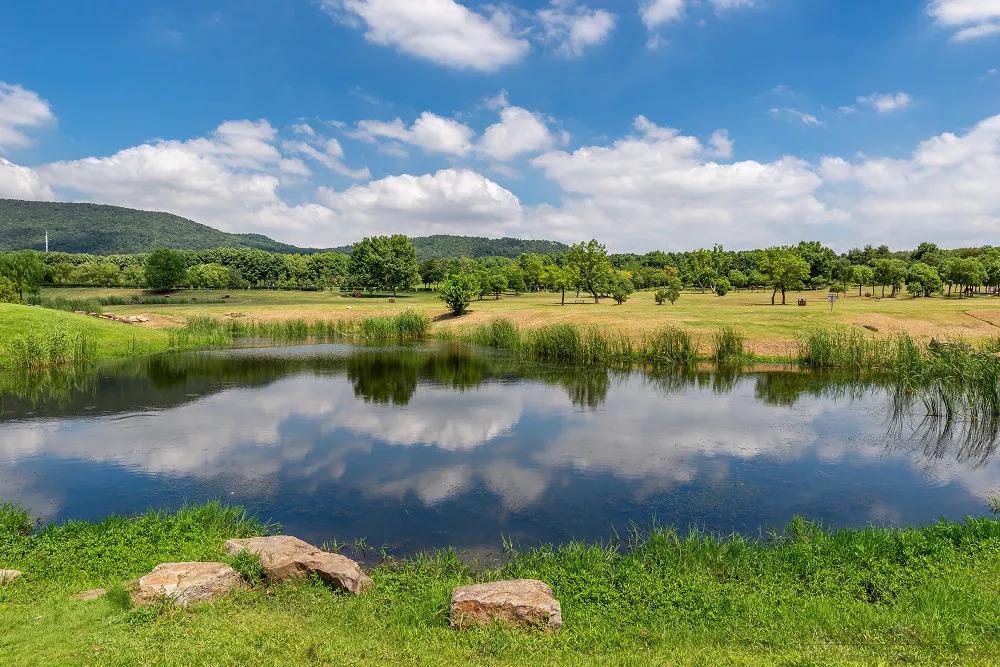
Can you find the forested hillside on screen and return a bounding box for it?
[0,200,567,260]
[334,235,568,259]
[0,200,312,255]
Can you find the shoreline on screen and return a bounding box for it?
[3,502,1000,665]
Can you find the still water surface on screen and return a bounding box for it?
[1,343,995,555]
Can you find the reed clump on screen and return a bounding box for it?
[712,326,747,365]
[643,326,699,366]
[1,326,95,370]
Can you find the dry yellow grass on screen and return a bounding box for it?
[40,286,1000,357]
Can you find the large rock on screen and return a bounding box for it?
[224,535,372,594]
[450,579,562,630]
[133,562,246,607]
[0,569,21,585]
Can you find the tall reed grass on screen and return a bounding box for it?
[167,312,430,350]
[1,327,95,370]
[712,326,747,365]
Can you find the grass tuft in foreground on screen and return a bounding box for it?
[3,503,1000,665]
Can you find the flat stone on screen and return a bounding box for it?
[72,588,106,601]
[0,569,21,584]
[450,579,562,630]
[225,535,372,594]
[133,562,245,607]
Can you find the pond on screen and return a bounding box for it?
[1,343,996,556]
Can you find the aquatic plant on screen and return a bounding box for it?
[711,326,747,365]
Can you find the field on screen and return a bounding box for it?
[32,286,1000,359]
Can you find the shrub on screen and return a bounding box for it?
[714,278,731,297]
[0,276,17,303]
[654,289,667,305]
[438,273,479,316]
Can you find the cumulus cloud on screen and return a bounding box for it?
[928,0,1000,41]
[38,119,344,241]
[353,104,557,162]
[820,113,1000,246]
[478,106,556,161]
[538,1,616,57]
[316,168,524,237]
[856,91,912,113]
[352,112,474,156]
[530,116,835,249]
[324,0,529,71]
[0,157,54,199]
[0,81,55,150]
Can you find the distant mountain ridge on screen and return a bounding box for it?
[332,235,568,259]
[0,199,567,259]
[0,199,308,254]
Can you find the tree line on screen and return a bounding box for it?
[3,237,1000,312]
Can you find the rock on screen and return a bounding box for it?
[224,535,372,594]
[132,562,246,607]
[450,579,562,630]
[72,588,106,601]
[0,569,22,584]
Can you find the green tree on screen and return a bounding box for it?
[906,262,942,297]
[0,275,18,303]
[438,273,479,315]
[852,265,875,296]
[609,272,634,304]
[662,276,682,304]
[505,265,527,294]
[566,239,613,303]
[349,235,420,296]
[0,251,45,300]
[187,263,231,289]
[727,269,747,290]
[761,247,810,305]
[714,277,731,296]
[418,258,445,289]
[145,248,188,292]
[546,264,578,306]
[873,258,908,297]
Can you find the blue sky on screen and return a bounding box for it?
[1,0,999,251]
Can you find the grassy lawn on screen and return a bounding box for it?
[37,286,1000,358]
[3,504,1000,666]
[0,303,170,363]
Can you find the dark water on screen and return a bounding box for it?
[1,343,995,556]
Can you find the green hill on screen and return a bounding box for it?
[334,235,568,259]
[0,199,568,259]
[0,199,310,254]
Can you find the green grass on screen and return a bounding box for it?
[3,503,1000,665]
[0,304,169,367]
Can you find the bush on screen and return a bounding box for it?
[654,289,667,305]
[0,276,20,303]
[438,273,479,316]
[714,278,731,297]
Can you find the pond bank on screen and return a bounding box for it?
[2,503,1000,664]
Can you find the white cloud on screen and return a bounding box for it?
[0,81,55,150]
[769,107,824,125]
[641,0,758,30]
[928,0,1000,41]
[38,120,343,242]
[284,126,371,179]
[324,0,529,71]
[0,157,54,199]
[820,113,1000,246]
[640,0,685,28]
[353,112,474,156]
[530,116,835,249]
[478,106,556,161]
[317,168,524,237]
[538,1,616,57]
[708,129,733,158]
[857,91,912,113]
